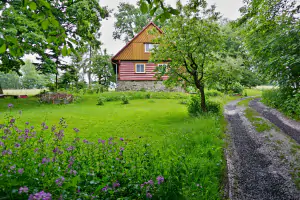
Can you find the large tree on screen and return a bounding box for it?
[151,1,222,112]
[238,0,300,93]
[113,2,164,43]
[0,0,108,92]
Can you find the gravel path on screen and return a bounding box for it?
[249,98,300,144]
[224,98,300,200]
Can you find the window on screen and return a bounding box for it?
[157,64,168,73]
[145,43,158,52]
[135,64,145,73]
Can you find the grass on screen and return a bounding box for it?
[244,107,272,132]
[0,93,235,199]
[237,97,255,107]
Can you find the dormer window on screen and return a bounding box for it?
[145,43,158,53]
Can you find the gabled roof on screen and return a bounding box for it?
[112,21,163,61]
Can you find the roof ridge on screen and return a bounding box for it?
[112,21,163,61]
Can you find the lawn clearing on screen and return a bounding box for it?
[0,94,228,199]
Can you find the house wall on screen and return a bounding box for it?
[118,61,168,81]
[116,80,184,92]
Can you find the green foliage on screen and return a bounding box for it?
[229,82,244,94]
[114,2,164,42]
[97,96,106,106]
[238,0,300,94]
[91,49,115,87]
[0,0,109,85]
[145,93,151,99]
[262,89,300,119]
[151,1,222,112]
[206,90,223,97]
[188,95,221,116]
[121,95,130,104]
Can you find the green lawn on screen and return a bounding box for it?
[0,94,229,199]
[1,97,202,141]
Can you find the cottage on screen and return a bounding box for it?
[112,22,178,91]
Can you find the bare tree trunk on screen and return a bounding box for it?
[0,82,3,94]
[199,85,206,112]
[55,73,58,92]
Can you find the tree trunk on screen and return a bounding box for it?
[55,73,58,92]
[0,82,3,94]
[198,85,206,112]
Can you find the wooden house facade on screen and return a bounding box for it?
[112,22,179,91]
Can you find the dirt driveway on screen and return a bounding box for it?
[224,98,300,200]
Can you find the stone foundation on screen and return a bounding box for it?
[116,80,184,92]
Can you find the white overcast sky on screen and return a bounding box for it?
[100,0,244,55]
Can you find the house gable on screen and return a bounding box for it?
[112,22,163,61]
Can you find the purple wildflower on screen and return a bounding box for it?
[31,126,34,129]
[156,176,164,185]
[55,130,64,141]
[15,143,20,148]
[148,180,154,185]
[10,118,15,124]
[146,193,152,199]
[25,122,29,125]
[83,139,88,144]
[8,103,13,108]
[113,181,120,188]
[10,165,16,170]
[66,146,75,151]
[53,147,59,153]
[98,139,105,144]
[120,147,124,151]
[29,191,51,200]
[70,170,77,176]
[41,122,46,127]
[25,129,29,134]
[0,141,4,146]
[18,168,24,174]
[73,128,79,133]
[34,148,39,153]
[19,186,28,194]
[102,186,108,192]
[120,137,124,141]
[51,125,56,132]
[55,177,65,187]
[42,158,50,164]
[44,126,48,130]
[140,183,144,188]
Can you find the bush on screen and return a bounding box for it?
[262,89,300,119]
[97,96,106,106]
[229,82,244,94]
[206,90,223,97]
[121,95,129,104]
[188,95,221,116]
[145,93,151,99]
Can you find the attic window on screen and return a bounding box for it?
[145,43,158,52]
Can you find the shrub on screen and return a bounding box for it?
[229,82,244,94]
[262,89,300,119]
[97,96,106,106]
[145,93,151,99]
[121,95,129,104]
[206,90,223,97]
[188,95,221,116]
[40,93,74,104]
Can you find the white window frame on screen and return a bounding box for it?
[135,63,146,73]
[145,43,158,53]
